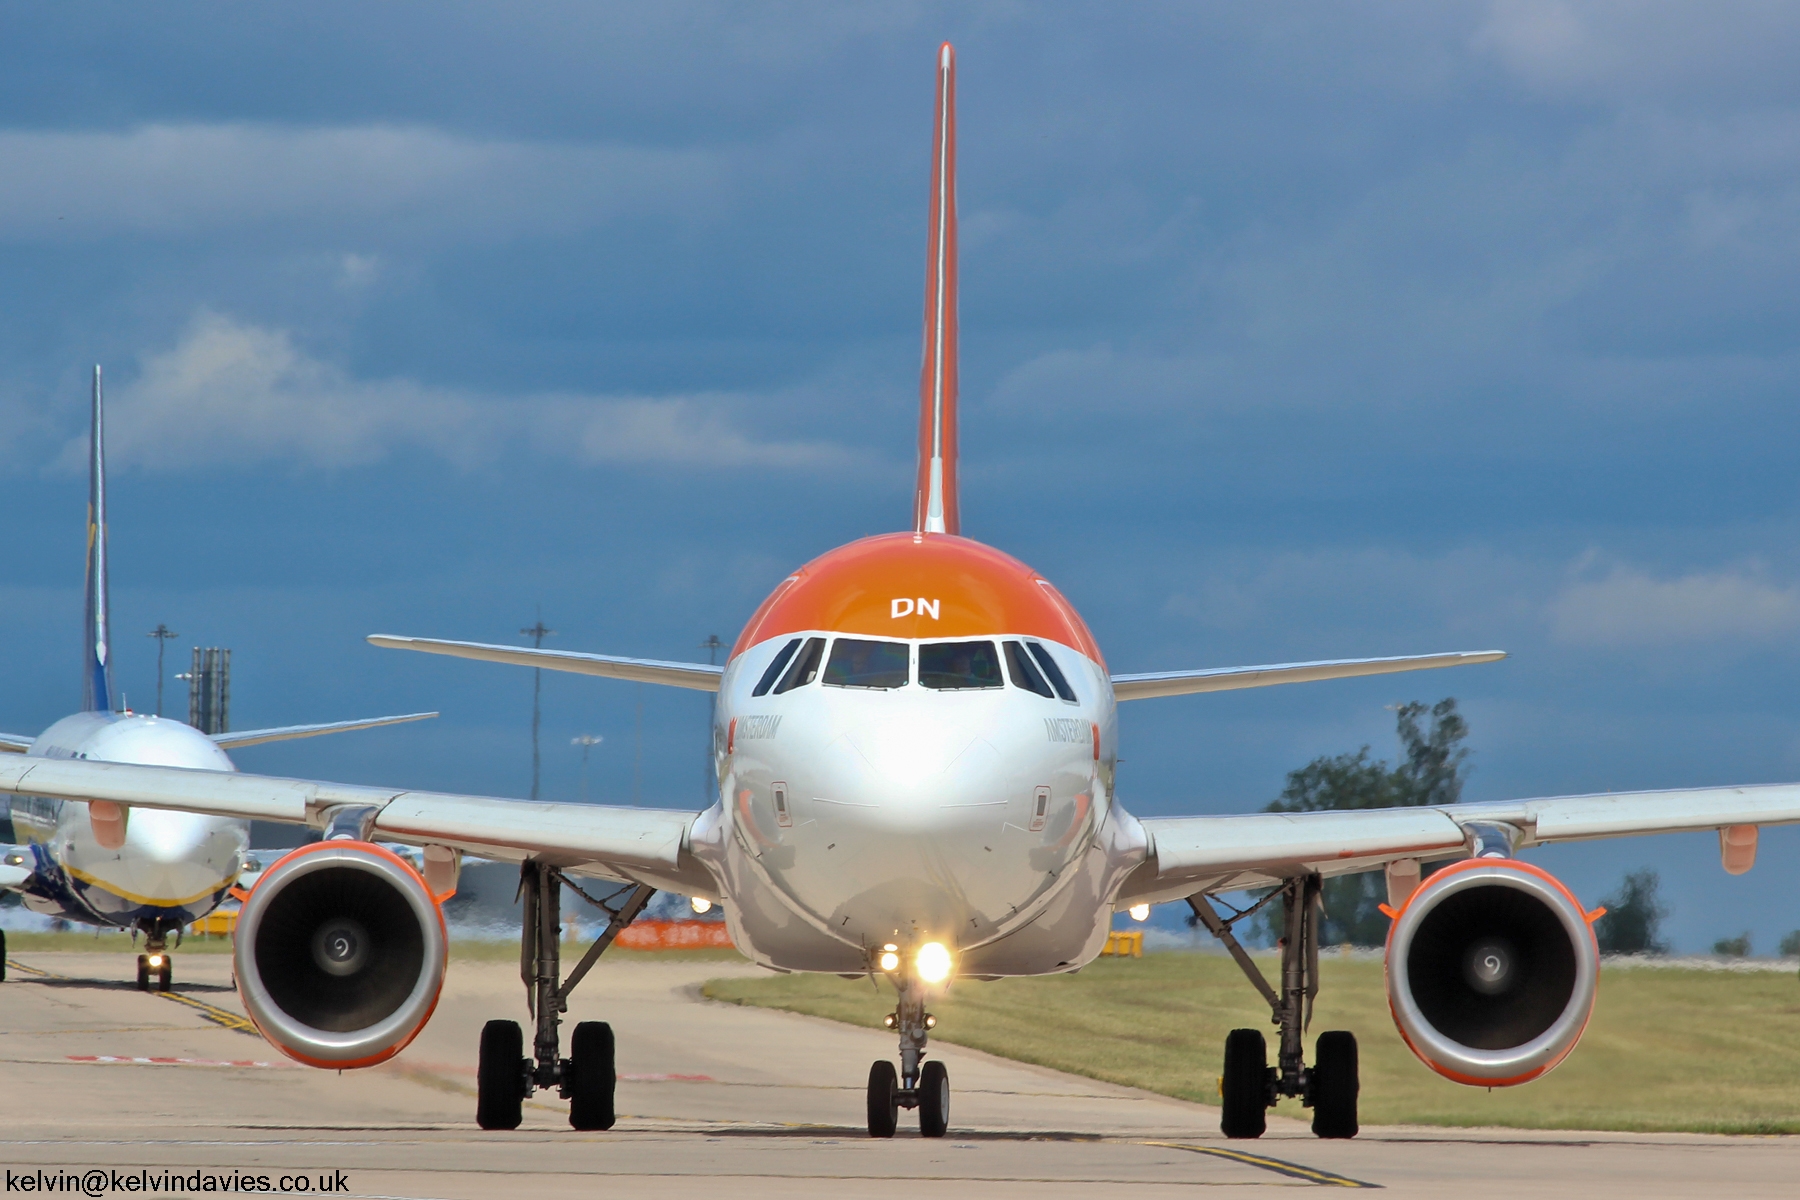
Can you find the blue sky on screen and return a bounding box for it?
[5,3,1800,952]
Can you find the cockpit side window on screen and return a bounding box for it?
[919,641,1004,690]
[822,638,910,689]
[752,638,803,697]
[1003,641,1054,698]
[1026,642,1078,702]
[772,637,826,694]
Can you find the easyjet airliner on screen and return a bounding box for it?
[6,44,1798,1143]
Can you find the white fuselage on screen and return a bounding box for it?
[690,633,1147,977]
[11,712,248,927]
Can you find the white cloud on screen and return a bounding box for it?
[0,123,724,241]
[58,311,850,474]
[1548,560,1800,646]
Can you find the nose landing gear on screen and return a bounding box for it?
[133,919,179,992]
[866,974,950,1137]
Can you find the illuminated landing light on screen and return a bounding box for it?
[879,946,901,972]
[147,955,164,968]
[690,897,713,915]
[915,941,953,984]
[1128,903,1151,922]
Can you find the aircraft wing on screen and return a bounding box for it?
[0,733,31,754]
[0,757,712,896]
[1116,782,1800,906]
[369,635,723,692]
[1110,650,1506,701]
[212,711,439,750]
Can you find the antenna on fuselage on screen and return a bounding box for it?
[914,42,960,537]
[83,365,113,713]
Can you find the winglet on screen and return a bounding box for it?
[914,42,960,537]
[83,365,113,713]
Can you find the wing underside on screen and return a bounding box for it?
[1110,650,1506,701]
[212,711,438,749]
[368,635,723,692]
[0,757,714,897]
[1117,782,1800,906]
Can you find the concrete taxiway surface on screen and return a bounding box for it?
[1,947,1795,1198]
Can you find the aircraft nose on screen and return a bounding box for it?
[126,808,222,865]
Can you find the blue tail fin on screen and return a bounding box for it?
[82,365,112,713]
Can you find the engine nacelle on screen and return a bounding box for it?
[1385,858,1598,1087]
[234,841,447,1069]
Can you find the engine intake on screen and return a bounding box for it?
[234,841,447,1069]
[1385,858,1597,1086]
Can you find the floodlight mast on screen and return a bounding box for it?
[521,615,555,801]
[147,624,179,716]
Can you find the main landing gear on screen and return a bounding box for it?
[1190,874,1359,1140]
[866,970,949,1138]
[134,920,178,992]
[474,862,655,1132]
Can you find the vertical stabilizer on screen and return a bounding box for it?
[914,42,960,537]
[83,365,113,712]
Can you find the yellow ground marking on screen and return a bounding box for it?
[1141,1141,1378,1188]
[6,957,257,1034]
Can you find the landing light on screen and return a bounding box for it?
[147,955,164,967]
[1128,903,1151,922]
[878,950,901,972]
[690,897,713,915]
[915,941,953,984]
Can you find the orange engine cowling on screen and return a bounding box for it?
[1385,858,1598,1087]
[233,841,448,1069]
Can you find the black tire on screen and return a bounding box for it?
[1,928,8,981]
[157,960,172,993]
[477,1020,525,1131]
[568,1021,617,1131]
[1220,1028,1268,1139]
[1310,1030,1359,1139]
[866,1060,899,1138]
[918,1060,950,1138]
[136,955,149,992]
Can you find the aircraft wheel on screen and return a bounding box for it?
[866,1060,898,1138]
[1310,1031,1359,1139]
[476,1019,525,1131]
[1220,1028,1269,1139]
[918,1060,950,1138]
[157,960,173,992]
[135,955,149,992]
[1,928,7,980]
[567,1021,617,1131]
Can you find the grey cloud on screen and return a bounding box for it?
[54,312,853,473]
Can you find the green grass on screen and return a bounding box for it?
[703,951,1800,1133]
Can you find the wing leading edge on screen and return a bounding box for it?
[0,756,712,897]
[1119,782,1800,906]
[1111,650,1506,701]
[212,711,439,749]
[368,635,723,692]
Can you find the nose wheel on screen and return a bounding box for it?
[865,976,951,1138]
[135,953,172,992]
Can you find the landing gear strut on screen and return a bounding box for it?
[474,862,654,1131]
[1190,874,1359,1140]
[866,971,949,1138]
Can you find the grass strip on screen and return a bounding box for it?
[703,950,1800,1133]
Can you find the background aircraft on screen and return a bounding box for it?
[0,368,434,991]
[4,45,1799,1144]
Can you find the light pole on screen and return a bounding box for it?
[147,624,178,716]
[521,615,555,801]
[571,734,603,801]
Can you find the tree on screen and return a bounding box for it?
[1713,931,1752,958]
[1592,868,1670,955]
[1780,930,1800,958]
[1253,699,1470,947]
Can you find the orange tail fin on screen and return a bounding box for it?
[914,42,960,536]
